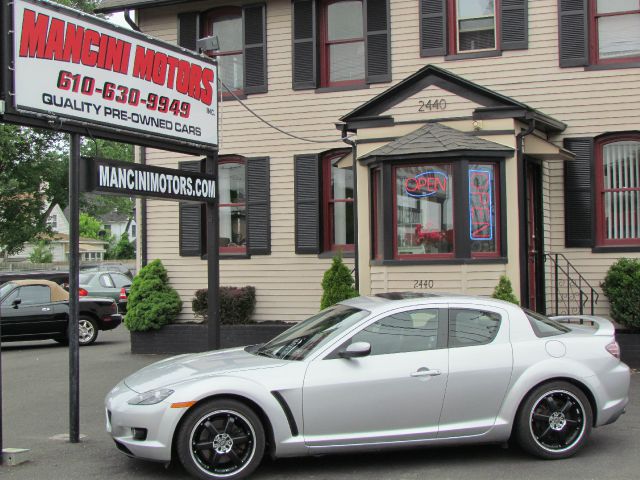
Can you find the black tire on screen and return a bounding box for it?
[78,316,99,346]
[176,399,265,480]
[515,381,593,459]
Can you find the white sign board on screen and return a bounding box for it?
[12,0,218,147]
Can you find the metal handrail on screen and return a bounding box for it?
[544,252,599,315]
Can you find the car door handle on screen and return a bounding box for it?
[41,307,51,312]
[410,368,441,377]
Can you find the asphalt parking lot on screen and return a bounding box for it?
[1,326,639,480]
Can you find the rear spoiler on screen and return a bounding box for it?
[550,315,616,337]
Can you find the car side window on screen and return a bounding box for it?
[111,273,131,288]
[99,274,115,288]
[1,288,19,306]
[18,286,51,305]
[350,308,440,356]
[448,308,501,348]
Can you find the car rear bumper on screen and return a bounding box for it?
[591,361,631,427]
[100,314,122,331]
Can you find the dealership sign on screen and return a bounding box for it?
[6,0,218,150]
[81,157,216,202]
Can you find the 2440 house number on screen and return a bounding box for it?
[418,98,447,112]
[413,280,435,289]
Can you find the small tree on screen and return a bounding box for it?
[79,213,103,239]
[29,240,53,263]
[124,259,182,331]
[602,258,640,329]
[320,253,358,310]
[111,232,135,259]
[492,275,519,305]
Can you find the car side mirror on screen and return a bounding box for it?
[339,341,371,359]
[12,298,22,309]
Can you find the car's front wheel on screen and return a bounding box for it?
[78,316,98,346]
[176,399,265,480]
[516,381,593,459]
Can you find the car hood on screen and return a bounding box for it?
[124,347,286,393]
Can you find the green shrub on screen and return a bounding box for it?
[124,259,182,331]
[492,275,519,305]
[29,240,53,263]
[602,258,640,329]
[192,286,256,325]
[320,253,358,310]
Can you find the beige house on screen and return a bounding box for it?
[97,0,640,322]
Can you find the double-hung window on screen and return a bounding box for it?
[595,136,640,246]
[591,0,640,64]
[323,153,355,251]
[454,0,497,53]
[203,8,244,95]
[219,159,247,254]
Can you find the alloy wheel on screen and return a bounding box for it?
[189,409,256,478]
[78,318,96,344]
[529,389,586,453]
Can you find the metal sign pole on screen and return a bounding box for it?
[206,153,220,350]
[0,300,3,464]
[68,133,81,443]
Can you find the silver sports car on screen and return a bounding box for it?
[106,293,630,480]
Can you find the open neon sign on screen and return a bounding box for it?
[404,170,448,198]
[469,169,494,241]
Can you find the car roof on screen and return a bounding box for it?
[8,279,69,302]
[339,292,521,314]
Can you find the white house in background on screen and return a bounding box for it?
[100,211,137,242]
[47,204,70,235]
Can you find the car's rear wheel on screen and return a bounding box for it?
[78,316,98,346]
[516,381,592,459]
[177,399,265,480]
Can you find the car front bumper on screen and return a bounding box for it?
[105,381,185,462]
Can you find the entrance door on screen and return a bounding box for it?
[525,162,544,312]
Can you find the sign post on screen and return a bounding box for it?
[0,0,220,448]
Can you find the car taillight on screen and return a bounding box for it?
[119,287,127,300]
[79,288,88,296]
[111,302,118,314]
[606,340,621,359]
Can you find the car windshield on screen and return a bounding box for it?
[0,282,15,300]
[255,305,370,361]
[524,308,571,337]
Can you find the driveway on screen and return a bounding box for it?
[1,326,638,479]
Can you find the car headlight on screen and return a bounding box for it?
[128,388,174,405]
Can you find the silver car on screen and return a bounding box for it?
[105,294,630,480]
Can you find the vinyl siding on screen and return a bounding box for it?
[138,0,640,321]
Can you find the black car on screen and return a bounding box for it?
[0,279,122,345]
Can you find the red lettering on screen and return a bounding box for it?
[176,60,191,94]
[166,56,180,89]
[103,37,131,74]
[19,9,49,58]
[200,68,214,105]
[152,52,168,86]
[132,46,154,81]
[80,28,100,67]
[188,63,203,100]
[472,223,491,238]
[62,22,84,64]
[43,17,65,60]
[96,32,110,68]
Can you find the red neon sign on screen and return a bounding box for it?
[404,171,448,198]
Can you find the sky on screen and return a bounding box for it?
[106,11,131,29]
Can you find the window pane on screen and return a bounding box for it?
[597,0,639,14]
[327,0,363,41]
[332,166,354,200]
[449,309,501,348]
[218,54,244,91]
[19,286,51,305]
[598,14,640,59]
[602,141,640,240]
[469,165,497,254]
[211,15,243,51]
[219,162,245,204]
[352,309,440,355]
[329,42,365,83]
[457,0,495,18]
[220,205,246,248]
[331,201,355,245]
[396,165,454,255]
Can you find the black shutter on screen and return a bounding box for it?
[292,0,317,90]
[247,157,271,255]
[243,4,268,94]
[558,0,588,67]
[179,160,204,256]
[178,12,199,51]
[564,138,594,247]
[365,0,391,84]
[294,154,321,254]
[501,0,528,50]
[420,0,447,57]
